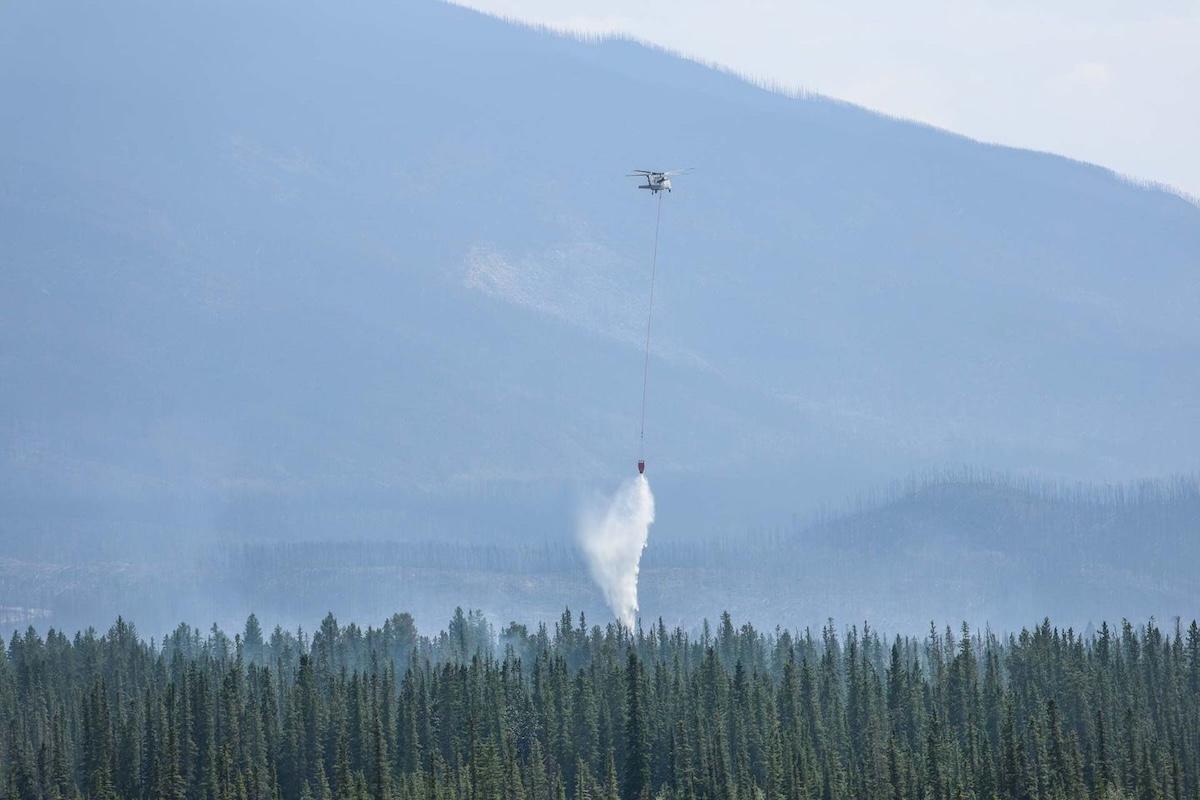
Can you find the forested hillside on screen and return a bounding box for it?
[2,610,1198,800]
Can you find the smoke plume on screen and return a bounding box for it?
[578,475,655,628]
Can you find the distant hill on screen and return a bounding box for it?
[752,473,1200,629]
[1,0,1198,556]
[3,476,1195,634]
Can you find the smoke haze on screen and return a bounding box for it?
[578,475,655,627]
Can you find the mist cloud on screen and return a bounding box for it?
[578,475,655,628]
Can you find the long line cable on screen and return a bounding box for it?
[639,191,663,461]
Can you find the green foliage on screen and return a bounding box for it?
[1,612,1198,800]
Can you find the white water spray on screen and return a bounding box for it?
[578,475,655,628]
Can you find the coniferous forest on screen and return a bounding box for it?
[2,611,1199,800]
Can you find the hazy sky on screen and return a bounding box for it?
[455,0,1200,199]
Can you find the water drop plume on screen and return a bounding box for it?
[578,474,655,628]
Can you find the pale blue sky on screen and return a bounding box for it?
[456,0,1200,198]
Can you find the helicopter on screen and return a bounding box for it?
[627,169,689,194]
[627,168,690,476]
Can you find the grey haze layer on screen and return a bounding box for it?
[1,0,1198,563]
[3,475,1197,636]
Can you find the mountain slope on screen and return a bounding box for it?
[1,0,1198,554]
